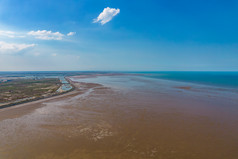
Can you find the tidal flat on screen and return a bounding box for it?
[0,74,237,159]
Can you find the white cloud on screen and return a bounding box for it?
[51,53,57,56]
[27,30,64,40]
[0,41,35,54]
[67,32,76,36]
[0,31,16,38]
[93,7,120,25]
[0,30,75,40]
[0,30,27,38]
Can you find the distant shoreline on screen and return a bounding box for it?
[0,77,75,110]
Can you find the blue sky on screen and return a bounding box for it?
[0,0,238,71]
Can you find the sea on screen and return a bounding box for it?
[0,71,238,158]
[1,71,238,89]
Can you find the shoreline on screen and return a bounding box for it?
[0,76,75,110]
[0,77,104,121]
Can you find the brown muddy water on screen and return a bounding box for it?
[0,75,238,159]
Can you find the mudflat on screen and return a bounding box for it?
[0,75,237,159]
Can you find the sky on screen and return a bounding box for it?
[0,0,238,71]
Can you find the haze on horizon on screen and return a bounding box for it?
[0,0,238,71]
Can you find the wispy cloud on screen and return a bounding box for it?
[0,41,35,54]
[67,32,76,36]
[27,30,64,40]
[0,30,25,38]
[94,7,120,25]
[0,31,15,38]
[0,29,75,40]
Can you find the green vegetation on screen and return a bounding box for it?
[0,78,61,104]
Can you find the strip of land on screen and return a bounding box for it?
[0,77,74,109]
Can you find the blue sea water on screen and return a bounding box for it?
[133,72,238,89]
[1,71,238,89]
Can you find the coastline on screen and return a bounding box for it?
[0,77,104,121]
[0,77,75,110]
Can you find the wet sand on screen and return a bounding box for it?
[0,75,238,159]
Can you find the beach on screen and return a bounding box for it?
[0,74,237,159]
